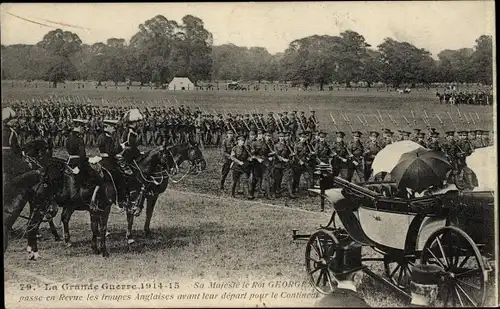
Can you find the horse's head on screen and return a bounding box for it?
[22,139,52,166]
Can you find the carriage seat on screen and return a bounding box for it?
[362,182,399,197]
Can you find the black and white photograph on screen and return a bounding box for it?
[2,2,497,308]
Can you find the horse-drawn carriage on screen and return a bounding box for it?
[293,175,495,307]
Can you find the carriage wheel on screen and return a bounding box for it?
[421,226,487,307]
[383,255,415,291]
[305,230,339,294]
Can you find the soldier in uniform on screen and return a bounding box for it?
[261,131,276,198]
[266,112,277,134]
[411,129,421,143]
[120,109,143,170]
[416,132,427,147]
[66,119,102,211]
[2,107,26,181]
[455,130,475,187]
[97,120,128,209]
[292,131,313,193]
[229,135,251,199]
[307,110,318,132]
[220,129,235,190]
[402,131,411,141]
[363,131,382,182]
[273,131,295,198]
[314,132,331,164]
[380,129,393,149]
[346,131,364,183]
[248,129,266,199]
[481,130,491,147]
[442,131,458,169]
[331,132,349,179]
[472,130,484,149]
[427,132,441,151]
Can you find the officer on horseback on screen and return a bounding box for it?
[97,120,129,210]
[2,107,27,182]
[65,119,102,212]
[119,109,144,171]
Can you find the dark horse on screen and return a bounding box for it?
[27,156,117,258]
[124,141,206,243]
[3,140,57,255]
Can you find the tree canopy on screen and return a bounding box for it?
[1,15,493,87]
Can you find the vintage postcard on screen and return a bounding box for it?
[2,1,497,308]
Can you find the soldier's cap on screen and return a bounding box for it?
[278,131,285,136]
[245,114,249,117]
[370,131,380,137]
[237,135,246,141]
[303,130,311,134]
[475,130,483,134]
[293,110,297,113]
[218,114,222,117]
[402,131,411,136]
[103,119,120,126]
[300,111,305,114]
[429,128,437,132]
[352,131,362,137]
[257,129,263,134]
[268,112,273,115]
[227,129,235,134]
[413,128,421,133]
[319,131,327,137]
[469,130,476,135]
[299,131,307,137]
[396,129,403,133]
[311,110,316,113]
[382,128,391,134]
[336,131,345,138]
[418,132,426,138]
[431,132,440,137]
[482,130,489,134]
[445,130,455,135]
[249,129,257,134]
[458,130,468,135]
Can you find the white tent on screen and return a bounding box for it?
[168,77,195,91]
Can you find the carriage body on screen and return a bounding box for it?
[294,175,495,306]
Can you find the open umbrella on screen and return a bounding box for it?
[466,146,496,191]
[390,148,452,193]
[372,141,424,176]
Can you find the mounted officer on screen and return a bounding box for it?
[97,120,128,209]
[66,119,102,211]
[2,107,28,182]
[119,109,144,172]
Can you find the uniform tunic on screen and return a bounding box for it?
[121,127,141,162]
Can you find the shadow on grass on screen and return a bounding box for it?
[23,221,225,257]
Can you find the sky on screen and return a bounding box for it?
[0,2,495,57]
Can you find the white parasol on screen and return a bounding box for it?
[2,107,16,121]
[371,140,424,176]
[466,146,496,191]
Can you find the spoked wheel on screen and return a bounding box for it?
[305,229,339,294]
[383,255,415,291]
[421,226,487,307]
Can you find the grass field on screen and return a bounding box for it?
[3,87,496,307]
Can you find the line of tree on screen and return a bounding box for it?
[0,14,493,88]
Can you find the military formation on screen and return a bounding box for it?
[2,98,494,202]
[436,89,493,105]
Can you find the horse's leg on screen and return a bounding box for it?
[126,212,135,245]
[27,208,43,261]
[90,211,100,254]
[49,219,62,241]
[61,208,75,247]
[99,204,111,257]
[144,194,159,238]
